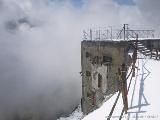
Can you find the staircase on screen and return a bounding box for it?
[132,40,160,60]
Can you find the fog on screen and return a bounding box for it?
[0,0,160,120]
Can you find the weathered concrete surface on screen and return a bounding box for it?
[81,40,129,115]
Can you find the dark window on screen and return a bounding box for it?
[87,92,91,97]
[85,52,91,58]
[92,56,99,64]
[103,56,112,63]
[98,73,102,88]
[86,71,91,76]
[106,75,109,79]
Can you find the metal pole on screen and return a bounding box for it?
[126,24,129,40]
[108,26,112,40]
[124,24,125,40]
[121,63,128,114]
[123,24,129,40]
[90,29,92,40]
[111,26,112,40]
[132,34,138,77]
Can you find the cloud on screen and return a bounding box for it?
[0,0,159,120]
[134,0,160,29]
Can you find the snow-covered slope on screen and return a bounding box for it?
[58,54,160,120]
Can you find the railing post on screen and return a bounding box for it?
[121,63,128,114]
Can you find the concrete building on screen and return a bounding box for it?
[81,40,130,115]
[81,24,160,115]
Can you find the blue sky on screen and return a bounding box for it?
[114,0,135,5]
[71,0,83,8]
[71,0,135,7]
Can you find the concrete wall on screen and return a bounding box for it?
[81,40,129,115]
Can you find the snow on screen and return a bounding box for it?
[58,54,160,120]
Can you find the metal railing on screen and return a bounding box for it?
[83,25,157,41]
